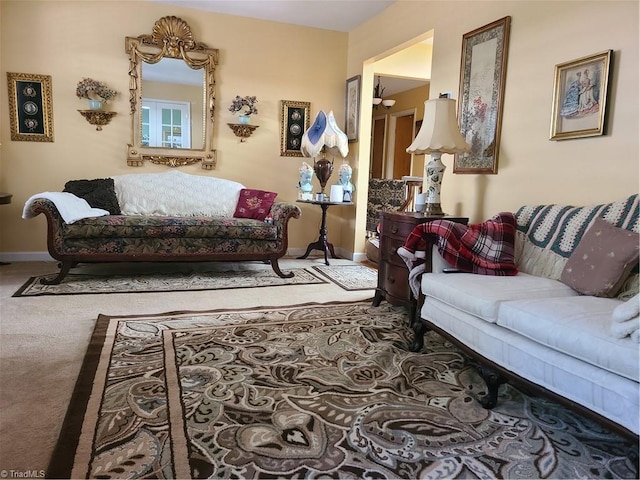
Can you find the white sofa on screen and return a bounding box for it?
[412,195,639,437]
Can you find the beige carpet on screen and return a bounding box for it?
[0,257,375,473]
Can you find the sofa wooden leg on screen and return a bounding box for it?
[270,258,294,278]
[476,364,507,409]
[40,262,72,285]
[410,320,428,352]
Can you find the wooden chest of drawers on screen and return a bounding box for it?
[372,211,468,310]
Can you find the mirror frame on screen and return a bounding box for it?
[125,16,219,169]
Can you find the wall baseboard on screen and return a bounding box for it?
[0,252,55,262]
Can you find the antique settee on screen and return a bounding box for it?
[22,171,301,284]
[400,194,639,437]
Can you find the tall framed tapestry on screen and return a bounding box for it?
[7,72,54,142]
[454,17,510,174]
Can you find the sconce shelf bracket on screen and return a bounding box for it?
[228,123,259,142]
[79,110,117,131]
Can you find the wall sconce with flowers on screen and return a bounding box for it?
[227,95,259,141]
[76,78,118,130]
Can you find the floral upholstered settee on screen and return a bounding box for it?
[23,171,301,284]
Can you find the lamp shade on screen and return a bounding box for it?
[406,98,470,155]
[301,110,349,158]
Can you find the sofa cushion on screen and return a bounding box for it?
[62,215,278,241]
[63,178,121,215]
[421,271,578,324]
[497,296,637,381]
[113,171,244,217]
[560,218,639,297]
[234,189,277,221]
[421,297,640,434]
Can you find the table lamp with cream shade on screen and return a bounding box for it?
[406,96,470,216]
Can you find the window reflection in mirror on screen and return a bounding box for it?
[141,58,205,150]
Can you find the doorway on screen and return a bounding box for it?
[392,113,414,179]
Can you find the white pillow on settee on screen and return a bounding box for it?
[113,170,244,217]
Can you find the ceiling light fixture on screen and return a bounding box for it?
[372,76,396,109]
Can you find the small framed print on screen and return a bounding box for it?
[280,100,310,156]
[345,75,360,142]
[7,72,54,142]
[550,50,612,140]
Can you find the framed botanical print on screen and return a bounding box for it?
[7,72,54,142]
[345,75,361,142]
[454,17,510,174]
[549,50,612,140]
[280,100,310,156]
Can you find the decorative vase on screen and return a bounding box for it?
[313,158,334,195]
[238,114,250,124]
[88,100,104,111]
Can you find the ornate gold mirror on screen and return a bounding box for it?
[125,16,219,169]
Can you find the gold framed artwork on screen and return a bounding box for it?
[454,17,510,174]
[280,100,310,156]
[549,50,612,141]
[7,72,54,142]
[345,75,361,142]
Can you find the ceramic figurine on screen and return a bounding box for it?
[298,162,314,200]
[335,162,354,202]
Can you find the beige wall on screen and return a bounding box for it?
[348,0,639,253]
[0,0,348,258]
[1,1,639,261]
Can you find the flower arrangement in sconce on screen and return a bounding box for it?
[228,95,258,116]
[76,78,118,102]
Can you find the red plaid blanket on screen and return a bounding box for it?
[398,213,519,276]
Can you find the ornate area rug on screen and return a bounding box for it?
[13,268,326,297]
[312,264,377,290]
[49,302,638,479]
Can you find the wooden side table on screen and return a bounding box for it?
[372,211,468,319]
[296,199,354,265]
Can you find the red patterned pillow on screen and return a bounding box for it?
[233,189,277,221]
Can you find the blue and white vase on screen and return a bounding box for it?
[238,114,250,124]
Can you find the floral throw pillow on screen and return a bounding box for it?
[560,217,639,297]
[233,189,277,221]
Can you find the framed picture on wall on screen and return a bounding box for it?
[345,75,361,142]
[280,100,310,156]
[454,16,510,174]
[549,50,612,141]
[7,72,54,142]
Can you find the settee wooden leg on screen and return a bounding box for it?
[270,258,294,278]
[475,364,507,409]
[410,320,428,352]
[40,261,72,285]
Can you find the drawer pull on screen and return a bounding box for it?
[391,225,399,234]
[388,275,395,284]
[390,247,397,255]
